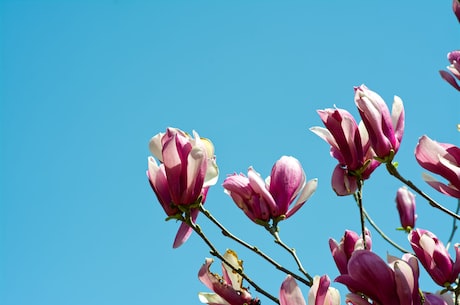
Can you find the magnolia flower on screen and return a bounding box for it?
[329,229,372,275]
[336,251,422,305]
[279,275,341,305]
[198,250,258,305]
[307,275,340,305]
[415,135,460,198]
[354,84,404,162]
[454,0,460,23]
[280,275,306,305]
[395,187,417,231]
[310,107,379,196]
[147,127,219,248]
[439,50,460,91]
[408,229,460,286]
[223,156,317,225]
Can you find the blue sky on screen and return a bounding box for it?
[1,1,459,304]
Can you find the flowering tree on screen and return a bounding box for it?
[147,2,460,304]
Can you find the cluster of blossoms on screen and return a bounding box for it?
[146,2,460,304]
[310,84,404,196]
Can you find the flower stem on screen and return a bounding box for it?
[183,212,280,304]
[446,199,460,250]
[199,204,312,287]
[270,230,314,283]
[386,162,460,220]
[356,179,368,250]
[362,206,411,254]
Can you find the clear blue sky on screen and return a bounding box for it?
[1,1,459,304]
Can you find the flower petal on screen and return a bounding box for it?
[248,167,278,215]
[221,250,243,291]
[198,292,229,305]
[280,275,306,305]
[286,178,318,219]
[148,132,165,161]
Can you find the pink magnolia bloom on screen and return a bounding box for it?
[408,229,460,286]
[279,275,306,305]
[415,135,460,198]
[329,230,372,275]
[439,50,460,91]
[310,108,379,196]
[223,156,317,224]
[147,127,219,248]
[279,275,341,305]
[336,250,422,305]
[198,250,259,305]
[354,84,405,161]
[454,0,460,23]
[395,187,417,231]
[307,275,340,305]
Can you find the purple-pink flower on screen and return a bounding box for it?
[439,50,460,91]
[310,107,379,196]
[329,230,372,275]
[395,187,417,231]
[279,275,340,305]
[408,229,460,286]
[454,0,460,23]
[147,127,219,248]
[335,250,421,305]
[198,250,258,305]
[415,135,460,198]
[280,275,306,305]
[354,84,405,161]
[307,275,340,305]
[223,156,317,225]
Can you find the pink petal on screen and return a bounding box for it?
[197,257,252,305]
[173,222,193,248]
[392,261,415,305]
[308,275,330,305]
[422,173,460,198]
[248,167,278,215]
[331,165,358,196]
[183,145,207,204]
[279,275,306,305]
[391,95,405,148]
[336,250,398,304]
[148,132,165,161]
[147,158,177,216]
[286,178,317,218]
[172,208,199,248]
[439,70,460,91]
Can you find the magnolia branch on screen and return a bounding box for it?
[356,180,368,250]
[446,199,460,250]
[270,230,314,284]
[199,204,313,287]
[362,207,411,254]
[386,163,460,221]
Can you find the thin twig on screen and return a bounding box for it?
[362,207,411,254]
[446,199,460,250]
[270,231,314,283]
[199,204,312,287]
[356,179,368,250]
[386,163,460,220]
